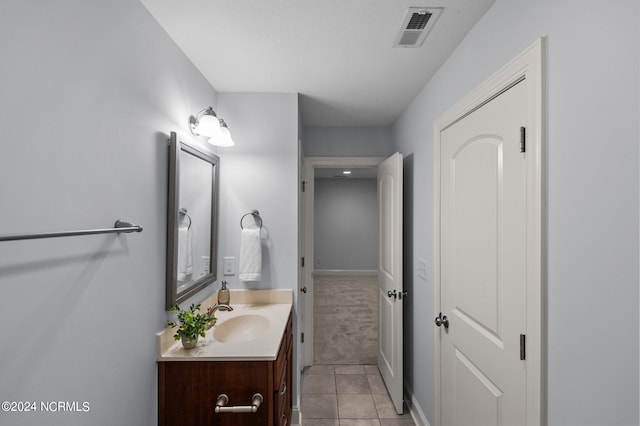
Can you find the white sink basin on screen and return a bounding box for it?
[213,314,270,344]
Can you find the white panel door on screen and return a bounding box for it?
[377,152,403,414]
[440,81,527,425]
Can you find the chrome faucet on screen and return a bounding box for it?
[208,303,233,316]
[205,304,233,329]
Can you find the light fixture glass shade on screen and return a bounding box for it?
[194,114,221,138]
[209,119,235,147]
[189,107,221,138]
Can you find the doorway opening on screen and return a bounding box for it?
[300,157,385,368]
[312,166,378,365]
[300,154,405,415]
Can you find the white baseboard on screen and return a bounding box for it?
[313,269,377,276]
[291,406,301,425]
[405,386,431,426]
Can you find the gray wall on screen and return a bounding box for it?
[393,0,640,424]
[303,126,394,157]
[314,178,378,271]
[216,92,301,409]
[217,93,299,291]
[0,1,219,425]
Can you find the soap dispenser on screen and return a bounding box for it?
[218,281,230,305]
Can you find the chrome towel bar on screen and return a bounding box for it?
[0,220,143,242]
[214,393,263,414]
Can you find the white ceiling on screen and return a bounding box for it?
[140,0,495,127]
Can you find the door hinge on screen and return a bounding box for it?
[301,332,304,343]
[301,180,307,192]
[301,257,305,267]
[520,126,526,153]
[520,334,526,360]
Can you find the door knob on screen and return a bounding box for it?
[300,287,307,294]
[387,289,397,299]
[434,313,449,329]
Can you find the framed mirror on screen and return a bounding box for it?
[166,131,219,309]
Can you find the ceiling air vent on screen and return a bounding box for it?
[393,7,442,48]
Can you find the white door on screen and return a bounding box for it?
[299,147,313,368]
[301,156,386,371]
[439,81,527,425]
[377,152,404,414]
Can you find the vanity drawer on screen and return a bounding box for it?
[274,313,292,387]
[273,313,292,426]
[158,361,271,426]
[276,405,288,426]
[274,376,290,426]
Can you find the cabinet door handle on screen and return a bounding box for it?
[280,384,287,396]
[214,393,263,413]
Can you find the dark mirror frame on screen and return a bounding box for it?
[166,131,219,309]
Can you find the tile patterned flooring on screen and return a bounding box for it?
[300,364,415,426]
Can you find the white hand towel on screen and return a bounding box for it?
[177,225,193,281]
[239,227,262,281]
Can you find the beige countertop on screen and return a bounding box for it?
[157,289,292,362]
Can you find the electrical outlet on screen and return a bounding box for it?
[202,256,210,275]
[417,258,427,281]
[223,257,235,276]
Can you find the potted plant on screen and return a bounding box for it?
[167,303,216,349]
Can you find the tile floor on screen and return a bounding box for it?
[300,364,415,426]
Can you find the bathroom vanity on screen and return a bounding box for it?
[157,290,293,426]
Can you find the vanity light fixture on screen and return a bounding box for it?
[189,107,222,139]
[214,119,235,147]
[189,107,235,147]
[342,170,352,175]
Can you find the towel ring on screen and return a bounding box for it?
[240,210,262,230]
[179,208,192,229]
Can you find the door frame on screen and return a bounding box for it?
[433,38,546,426]
[301,156,386,367]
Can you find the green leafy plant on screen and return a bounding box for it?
[167,303,216,346]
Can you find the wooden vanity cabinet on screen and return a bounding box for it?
[274,312,292,426]
[158,313,292,426]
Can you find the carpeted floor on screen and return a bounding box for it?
[314,274,378,365]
